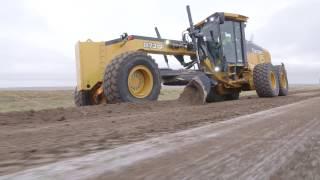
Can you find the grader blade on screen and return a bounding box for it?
[178,74,212,105]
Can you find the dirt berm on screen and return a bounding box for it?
[178,85,205,105]
[0,88,320,175]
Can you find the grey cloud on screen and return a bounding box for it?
[0,2,73,87]
[252,0,320,84]
[0,0,319,87]
[255,0,320,59]
[0,38,75,87]
[0,1,47,32]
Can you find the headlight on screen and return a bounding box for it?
[165,40,170,45]
[203,36,207,41]
[214,66,220,72]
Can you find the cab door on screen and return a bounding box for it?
[220,21,245,65]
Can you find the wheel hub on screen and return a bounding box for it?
[128,65,153,98]
[270,71,277,90]
[280,72,287,89]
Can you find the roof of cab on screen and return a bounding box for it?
[194,12,248,29]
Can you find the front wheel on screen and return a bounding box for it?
[74,88,92,106]
[206,88,225,103]
[225,91,240,101]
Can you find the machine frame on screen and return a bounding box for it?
[74,6,285,106]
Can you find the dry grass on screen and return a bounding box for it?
[158,87,183,101]
[0,90,74,113]
[0,88,184,113]
[0,85,318,113]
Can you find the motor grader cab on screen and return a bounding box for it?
[74,6,289,106]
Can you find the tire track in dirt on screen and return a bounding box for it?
[3,97,320,180]
[0,88,320,175]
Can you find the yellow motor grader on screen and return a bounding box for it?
[74,6,288,106]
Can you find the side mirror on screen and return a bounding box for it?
[120,33,128,40]
[214,12,225,24]
[219,17,225,24]
[182,32,189,42]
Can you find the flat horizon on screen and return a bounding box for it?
[0,84,319,91]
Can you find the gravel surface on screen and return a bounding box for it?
[0,88,320,176]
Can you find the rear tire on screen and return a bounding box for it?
[253,63,279,97]
[274,65,289,96]
[74,88,92,106]
[104,52,161,104]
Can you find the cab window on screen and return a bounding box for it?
[234,22,243,63]
[220,21,243,64]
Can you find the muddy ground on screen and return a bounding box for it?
[1,88,320,175]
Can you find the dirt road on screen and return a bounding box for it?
[2,92,320,180]
[0,88,320,177]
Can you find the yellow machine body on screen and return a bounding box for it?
[75,11,278,106]
[75,39,271,92]
[75,38,195,91]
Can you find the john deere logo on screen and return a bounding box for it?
[144,42,163,50]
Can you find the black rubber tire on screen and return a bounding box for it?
[274,65,289,96]
[253,63,280,97]
[206,88,225,103]
[225,91,240,101]
[74,88,92,106]
[104,52,161,104]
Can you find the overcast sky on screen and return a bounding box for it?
[0,0,319,87]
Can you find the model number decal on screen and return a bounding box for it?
[144,42,163,49]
